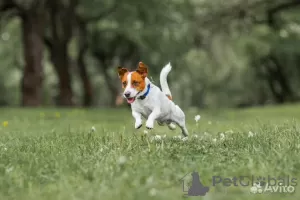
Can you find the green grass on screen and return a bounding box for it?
[0,104,300,200]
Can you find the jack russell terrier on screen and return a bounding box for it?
[117,62,188,137]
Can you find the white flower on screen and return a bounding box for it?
[154,135,162,141]
[143,130,149,134]
[91,126,96,132]
[248,131,255,137]
[220,133,225,140]
[149,188,157,196]
[117,156,127,165]
[194,115,201,122]
[250,186,258,194]
[208,121,212,125]
[212,138,217,143]
[146,176,154,184]
[182,137,188,142]
[1,32,10,41]
[5,166,13,173]
[4,147,7,151]
[172,135,182,140]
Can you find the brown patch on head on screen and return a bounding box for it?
[166,94,172,101]
[130,71,146,91]
[117,67,129,88]
[136,62,148,79]
[117,67,128,78]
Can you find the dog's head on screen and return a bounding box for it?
[117,62,148,104]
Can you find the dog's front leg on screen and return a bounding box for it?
[146,108,161,129]
[132,111,143,129]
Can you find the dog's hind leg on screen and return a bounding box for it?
[176,121,188,137]
[172,105,189,137]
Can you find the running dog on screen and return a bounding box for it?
[117,62,188,137]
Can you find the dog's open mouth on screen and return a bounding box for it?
[126,97,136,104]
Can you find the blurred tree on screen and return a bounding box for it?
[44,0,79,106]
[0,0,299,108]
[81,0,194,106]
[72,0,120,106]
[1,0,46,106]
[76,17,93,107]
[245,0,300,104]
[186,0,300,107]
[90,30,140,107]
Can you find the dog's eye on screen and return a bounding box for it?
[122,81,127,87]
[132,81,139,86]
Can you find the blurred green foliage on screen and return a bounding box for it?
[0,0,300,108]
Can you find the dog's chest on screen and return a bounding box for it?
[133,95,163,117]
[133,101,153,118]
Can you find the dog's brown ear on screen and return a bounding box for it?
[136,62,148,78]
[117,67,128,79]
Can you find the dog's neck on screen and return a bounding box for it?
[137,77,151,100]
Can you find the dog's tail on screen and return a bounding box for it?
[160,62,173,100]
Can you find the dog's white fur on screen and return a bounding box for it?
[124,62,188,137]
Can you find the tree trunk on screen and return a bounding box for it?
[52,44,74,106]
[78,48,93,107]
[269,55,293,100]
[21,11,44,106]
[46,0,77,106]
[264,55,294,103]
[101,67,119,107]
[78,21,93,106]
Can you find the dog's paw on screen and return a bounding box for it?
[146,120,154,129]
[135,121,143,129]
[135,124,142,129]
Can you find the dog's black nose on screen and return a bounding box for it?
[124,92,131,98]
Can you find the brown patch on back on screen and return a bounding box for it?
[166,94,172,101]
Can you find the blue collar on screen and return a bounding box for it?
[138,84,151,100]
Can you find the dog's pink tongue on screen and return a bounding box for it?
[127,98,135,104]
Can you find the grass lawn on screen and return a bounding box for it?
[0,104,300,200]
